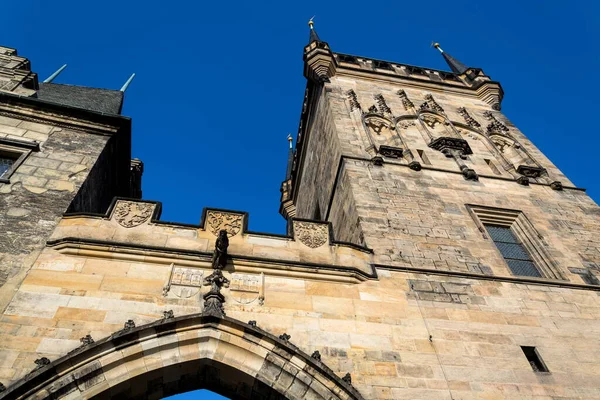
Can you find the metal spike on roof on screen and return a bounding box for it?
[308,16,321,43]
[120,73,136,92]
[43,64,67,83]
[286,134,294,179]
[432,43,469,75]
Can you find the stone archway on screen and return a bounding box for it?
[0,315,363,400]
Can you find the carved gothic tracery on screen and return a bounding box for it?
[457,107,481,128]
[397,90,414,110]
[206,211,242,237]
[424,94,444,113]
[346,89,361,112]
[483,111,509,133]
[113,201,154,228]
[374,94,392,115]
[295,221,329,248]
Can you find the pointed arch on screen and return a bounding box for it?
[0,315,363,400]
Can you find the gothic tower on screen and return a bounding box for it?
[284,28,597,283]
[0,46,141,313]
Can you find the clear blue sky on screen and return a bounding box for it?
[3,2,600,397]
[2,1,599,237]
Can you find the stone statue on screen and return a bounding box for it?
[211,229,229,269]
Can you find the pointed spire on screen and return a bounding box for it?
[43,64,67,83]
[308,16,321,43]
[286,134,294,179]
[120,73,136,92]
[432,43,469,75]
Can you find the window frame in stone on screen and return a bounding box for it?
[520,346,549,373]
[0,137,39,184]
[466,204,564,280]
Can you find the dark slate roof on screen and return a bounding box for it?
[37,83,124,115]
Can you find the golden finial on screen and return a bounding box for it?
[431,42,444,53]
[308,16,315,29]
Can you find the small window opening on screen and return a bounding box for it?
[485,159,502,175]
[0,155,16,179]
[521,346,549,372]
[417,149,431,165]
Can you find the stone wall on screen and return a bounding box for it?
[1,207,600,398]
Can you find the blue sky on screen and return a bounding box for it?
[3,1,599,237]
[2,2,599,396]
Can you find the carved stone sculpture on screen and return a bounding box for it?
[211,229,229,269]
[202,269,230,318]
[248,320,257,327]
[80,335,94,346]
[113,201,154,228]
[408,161,422,171]
[294,221,329,248]
[122,320,135,332]
[342,373,352,384]
[311,350,322,361]
[34,358,50,370]
[517,176,530,186]
[163,310,174,319]
[483,111,509,133]
[279,333,291,341]
[461,166,479,181]
[550,181,563,191]
[379,145,403,159]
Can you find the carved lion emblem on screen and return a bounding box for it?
[113,201,154,228]
[295,222,328,249]
[206,211,243,237]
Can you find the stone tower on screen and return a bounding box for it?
[1,27,600,400]
[283,29,597,282]
[0,46,141,314]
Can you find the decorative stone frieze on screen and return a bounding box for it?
[113,200,154,228]
[457,107,481,128]
[293,220,329,248]
[483,111,509,133]
[206,211,243,237]
[80,334,94,346]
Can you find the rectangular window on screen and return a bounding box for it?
[466,205,564,280]
[0,155,16,179]
[485,225,541,277]
[521,346,549,372]
[0,137,39,183]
